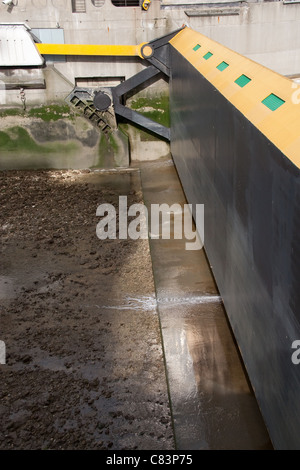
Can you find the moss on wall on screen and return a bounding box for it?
[96,128,129,168]
[0,104,74,122]
[128,94,170,128]
[28,104,72,122]
[0,126,78,154]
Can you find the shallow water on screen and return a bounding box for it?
[0,155,273,449]
[0,151,99,171]
[139,157,273,450]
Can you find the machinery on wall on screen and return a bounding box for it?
[142,0,151,10]
[36,29,184,141]
[60,28,300,448]
[2,23,300,449]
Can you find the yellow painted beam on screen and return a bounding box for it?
[36,43,146,59]
[170,28,300,169]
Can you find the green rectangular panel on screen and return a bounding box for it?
[203,51,213,60]
[193,44,201,51]
[217,61,229,71]
[234,74,251,87]
[261,93,285,111]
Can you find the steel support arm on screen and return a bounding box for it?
[114,102,170,141]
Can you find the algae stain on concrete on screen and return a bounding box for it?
[0,126,84,170]
[96,129,129,169]
[0,104,72,122]
[0,104,101,170]
[0,127,77,154]
[118,94,170,162]
[0,99,168,169]
[128,94,170,128]
[28,104,72,122]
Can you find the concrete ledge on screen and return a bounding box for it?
[185,7,240,16]
[0,69,45,89]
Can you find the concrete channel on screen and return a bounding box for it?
[0,153,272,450]
[138,156,273,450]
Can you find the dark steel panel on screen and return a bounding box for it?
[146,55,170,77]
[114,102,170,140]
[93,91,111,111]
[144,28,185,76]
[114,65,161,98]
[148,28,185,49]
[111,31,183,139]
[112,65,169,140]
[169,47,300,449]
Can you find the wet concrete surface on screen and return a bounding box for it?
[139,157,273,450]
[0,157,274,450]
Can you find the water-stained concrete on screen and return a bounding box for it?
[139,157,273,450]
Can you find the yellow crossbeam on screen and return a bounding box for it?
[36,43,145,59]
[170,27,300,169]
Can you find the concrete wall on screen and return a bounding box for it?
[0,105,130,169]
[178,1,300,77]
[0,111,101,169]
[1,1,300,163]
[1,1,300,90]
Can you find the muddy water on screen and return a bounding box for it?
[0,151,100,171]
[0,156,273,450]
[0,168,174,450]
[139,157,273,450]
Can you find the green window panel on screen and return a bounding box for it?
[217,61,229,71]
[261,93,285,111]
[235,74,251,87]
[203,51,213,60]
[193,44,201,51]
